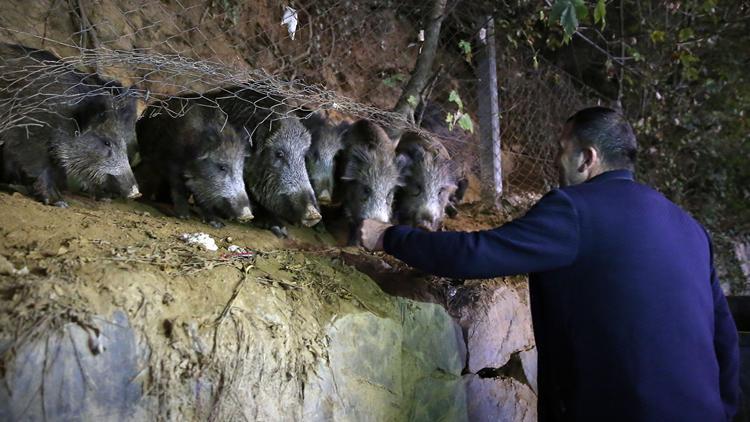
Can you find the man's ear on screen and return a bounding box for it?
[578,146,598,172]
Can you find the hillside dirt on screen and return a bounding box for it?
[0,190,537,420]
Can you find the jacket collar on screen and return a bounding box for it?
[585,169,634,184]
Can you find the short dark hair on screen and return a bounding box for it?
[566,107,638,170]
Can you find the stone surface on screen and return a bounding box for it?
[462,284,535,373]
[735,240,750,292]
[400,300,468,422]
[0,255,15,275]
[303,312,404,421]
[519,347,538,394]
[0,311,146,421]
[0,249,536,422]
[465,374,537,422]
[303,300,469,421]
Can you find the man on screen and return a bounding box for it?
[359,107,740,421]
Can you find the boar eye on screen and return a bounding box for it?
[218,164,228,173]
[275,150,285,159]
[413,185,422,197]
[361,185,372,196]
[103,139,112,148]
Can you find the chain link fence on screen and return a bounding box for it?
[0,0,608,206]
[498,50,609,194]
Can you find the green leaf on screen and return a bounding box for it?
[445,112,455,131]
[550,0,586,42]
[678,51,698,66]
[506,34,518,48]
[702,0,716,13]
[573,0,588,20]
[458,40,471,54]
[382,73,406,88]
[684,66,700,81]
[650,30,666,43]
[549,0,567,23]
[407,95,418,107]
[457,114,474,133]
[448,90,463,110]
[560,3,579,38]
[594,0,606,30]
[458,40,472,62]
[678,28,694,42]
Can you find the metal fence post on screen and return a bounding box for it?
[476,16,502,208]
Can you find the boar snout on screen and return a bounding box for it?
[127,184,142,199]
[317,188,332,205]
[237,205,254,222]
[301,203,322,227]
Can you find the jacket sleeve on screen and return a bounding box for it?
[708,240,740,420]
[383,189,580,279]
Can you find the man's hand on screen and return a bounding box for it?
[359,219,392,251]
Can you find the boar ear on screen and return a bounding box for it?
[443,182,458,197]
[248,118,277,149]
[396,152,413,172]
[298,109,326,130]
[396,132,428,160]
[340,159,358,181]
[73,96,108,130]
[396,131,421,149]
[347,119,389,150]
[341,147,367,181]
[336,121,352,137]
[395,153,413,185]
[194,127,222,159]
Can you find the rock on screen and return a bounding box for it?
[0,261,535,421]
[449,282,537,420]
[0,311,145,421]
[303,300,468,421]
[734,240,750,292]
[401,300,468,421]
[180,232,218,251]
[227,245,247,253]
[519,348,538,394]
[0,255,28,276]
[464,374,537,422]
[303,312,403,421]
[461,284,534,372]
[0,255,15,275]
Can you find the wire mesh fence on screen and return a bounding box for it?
[0,0,608,206]
[497,50,609,194]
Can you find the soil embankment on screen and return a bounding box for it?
[0,192,537,420]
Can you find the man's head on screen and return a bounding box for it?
[557,107,637,187]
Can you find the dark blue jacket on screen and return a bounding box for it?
[384,170,739,421]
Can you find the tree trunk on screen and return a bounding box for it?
[391,0,447,134]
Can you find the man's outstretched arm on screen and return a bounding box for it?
[361,189,580,279]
